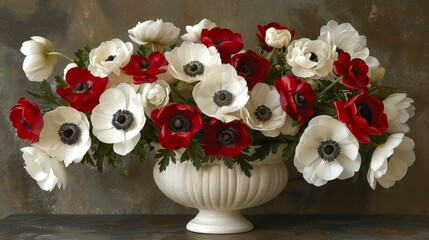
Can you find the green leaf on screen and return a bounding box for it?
[155,148,176,172]
[249,143,279,161]
[282,141,297,162]
[136,45,149,57]
[133,140,146,163]
[236,157,253,177]
[55,75,68,88]
[222,157,235,169]
[74,46,90,69]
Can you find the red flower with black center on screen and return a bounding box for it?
[334,90,388,143]
[9,98,44,143]
[57,67,108,113]
[230,50,270,90]
[256,22,295,52]
[121,52,168,84]
[151,103,203,150]
[202,118,252,158]
[200,27,243,63]
[274,74,315,125]
[333,52,369,90]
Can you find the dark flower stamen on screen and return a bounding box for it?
[58,122,81,145]
[238,64,251,76]
[309,52,318,62]
[357,103,372,124]
[112,109,134,131]
[254,105,272,122]
[168,114,190,133]
[138,60,151,70]
[21,119,32,130]
[105,55,116,61]
[293,93,305,108]
[317,140,341,162]
[336,48,344,54]
[183,61,205,77]
[213,90,233,107]
[72,82,91,93]
[213,40,223,45]
[217,127,237,146]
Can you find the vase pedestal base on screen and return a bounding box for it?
[186,209,253,234]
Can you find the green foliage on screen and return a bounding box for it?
[249,143,279,161]
[26,80,67,112]
[180,140,206,169]
[155,148,176,172]
[136,45,149,57]
[74,45,91,69]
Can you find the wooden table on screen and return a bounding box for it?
[0,214,428,239]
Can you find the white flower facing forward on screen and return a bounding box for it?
[294,115,361,186]
[367,133,415,189]
[286,38,333,79]
[165,41,221,83]
[241,83,285,137]
[318,20,380,72]
[34,106,91,167]
[88,38,133,78]
[20,36,58,82]
[383,93,415,134]
[181,19,217,43]
[265,27,292,49]
[128,19,180,51]
[91,83,146,155]
[21,146,67,191]
[193,64,249,122]
[140,80,171,116]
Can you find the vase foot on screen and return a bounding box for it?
[186,209,253,234]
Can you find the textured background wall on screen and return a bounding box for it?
[0,0,428,219]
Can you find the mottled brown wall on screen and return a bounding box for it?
[0,0,428,218]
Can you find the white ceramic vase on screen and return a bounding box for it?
[153,146,288,234]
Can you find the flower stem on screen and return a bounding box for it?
[47,51,74,63]
[266,49,276,61]
[316,76,343,100]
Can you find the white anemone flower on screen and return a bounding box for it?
[286,38,333,79]
[20,36,58,82]
[139,80,171,116]
[91,83,146,155]
[318,20,380,73]
[21,146,67,191]
[265,27,292,49]
[294,115,361,186]
[128,19,180,51]
[241,83,285,137]
[165,41,221,83]
[367,133,415,189]
[181,18,217,43]
[383,93,415,134]
[34,106,91,167]
[88,38,133,78]
[193,64,249,122]
[63,63,78,79]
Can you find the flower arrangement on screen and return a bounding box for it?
[10,19,415,192]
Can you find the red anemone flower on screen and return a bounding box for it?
[151,103,203,150]
[230,50,270,90]
[121,52,168,84]
[57,67,108,113]
[274,74,315,125]
[9,98,44,143]
[200,27,243,63]
[202,118,252,158]
[334,90,388,143]
[333,52,369,90]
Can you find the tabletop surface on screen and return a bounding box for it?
[0,214,428,239]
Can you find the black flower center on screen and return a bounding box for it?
[357,103,372,124]
[309,52,318,62]
[105,55,116,62]
[254,105,272,122]
[237,64,252,76]
[139,60,151,70]
[351,66,359,75]
[58,122,81,145]
[168,114,190,133]
[183,61,205,77]
[73,82,91,93]
[293,93,305,109]
[217,127,237,146]
[317,140,341,162]
[21,119,32,130]
[213,90,233,107]
[213,40,223,45]
[112,109,134,131]
[336,48,344,54]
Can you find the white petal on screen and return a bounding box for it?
[315,160,343,181]
[114,133,141,155]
